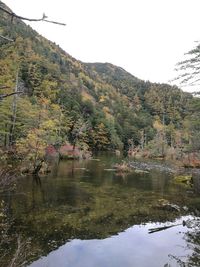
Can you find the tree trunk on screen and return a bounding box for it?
[9,70,19,146]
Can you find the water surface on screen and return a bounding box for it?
[29,216,195,267]
[0,153,200,266]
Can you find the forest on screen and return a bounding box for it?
[1,1,200,177]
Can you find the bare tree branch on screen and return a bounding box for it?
[0,5,66,26]
[41,18,66,26]
[0,91,23,100]
[0,85,11,89]
[0,34,14,42]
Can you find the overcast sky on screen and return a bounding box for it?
[3,0,200,92]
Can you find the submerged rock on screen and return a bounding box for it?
[154,199,181,212]
[173,175,193,188]
[134,169,149,174]
[129,161,175,173]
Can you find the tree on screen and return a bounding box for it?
[0,1,66,100]
[16,97,64,174]
[91,122,110,150]
[175,42,200,90]
[183,98,200,153]
[174,42,200,161]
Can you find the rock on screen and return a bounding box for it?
[183,206,189,212]
[154,200,180,212]
[173,175,193,185]
[165,204,180,212]
[129,161,174,173]
[194,209,200,217]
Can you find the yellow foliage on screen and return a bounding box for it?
[99,95,107,103]
[102,106,110,114]
[38,97,50,108]
[81,90,95,103]
[41,119,57,130]
[16,128,47,161]
[153,120,164,131]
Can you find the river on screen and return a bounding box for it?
[0,153,200,266]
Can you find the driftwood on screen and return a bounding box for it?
[148,220,200,234]
[8,236,31,267]
[148,223,182,234]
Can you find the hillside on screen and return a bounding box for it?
[0,1,199,164]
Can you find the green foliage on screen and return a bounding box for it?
[0,2,199,159]
[184,98,200,152]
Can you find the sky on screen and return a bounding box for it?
[2,0,200,92]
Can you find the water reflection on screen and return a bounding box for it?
[1,153,200,266]
[29,216,193,267]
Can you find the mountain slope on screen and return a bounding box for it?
[0,1,194,154]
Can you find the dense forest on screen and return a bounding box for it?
[0,1,200,174]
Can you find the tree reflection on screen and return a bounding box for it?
[185,226,200,266]
[169,218,200,266]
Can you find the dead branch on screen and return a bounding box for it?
[148,225,177,234]
[0,91,23,100]
[8,236,31,267]
[0,34,14,42]
[0,85,11,90]
[0,5,66,26]
[148,223,182,234]
[9,237,22,267]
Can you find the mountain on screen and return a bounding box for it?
[0,1,196,157]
